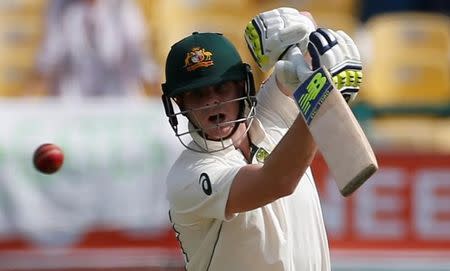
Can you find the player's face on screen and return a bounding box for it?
[179,81,244,140]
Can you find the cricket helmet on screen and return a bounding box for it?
[161,32,257,152]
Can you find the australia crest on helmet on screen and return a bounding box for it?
[184,47,214,71]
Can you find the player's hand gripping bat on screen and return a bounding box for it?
[245,9,378,196]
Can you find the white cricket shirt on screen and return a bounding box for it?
[166,74,331,271]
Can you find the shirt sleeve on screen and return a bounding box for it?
[166,156,240,221]
[255,73,300,130]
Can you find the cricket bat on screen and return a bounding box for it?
[293,66,378,196]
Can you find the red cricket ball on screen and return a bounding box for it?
[33,143,64,174]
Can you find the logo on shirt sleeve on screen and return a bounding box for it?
[255,147,269,163]
[199,173,212,195]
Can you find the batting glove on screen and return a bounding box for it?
[308,28,362,103]
[244,7,316,72]
[274,46,313,94]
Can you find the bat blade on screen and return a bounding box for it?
[293,67,378,196]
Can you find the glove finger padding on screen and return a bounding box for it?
[308,28,339,70]
[307,28,362,104]
[337,30,360,60]
[245,7,316,72]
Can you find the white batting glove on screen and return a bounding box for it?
[244,7,316,72]
[274,46,313,94]
[308,28,363,103]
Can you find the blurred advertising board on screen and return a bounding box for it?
[313,152,450,251]
[313,152,450,270]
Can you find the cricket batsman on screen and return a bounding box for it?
[161,7,363,271]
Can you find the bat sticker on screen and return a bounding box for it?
[293,67,333,125]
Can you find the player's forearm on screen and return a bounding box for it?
[226,115,316,217]
[262,114,317,194]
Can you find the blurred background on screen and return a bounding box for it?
[0,0,449,270]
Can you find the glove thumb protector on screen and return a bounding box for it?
[275,46,312,94]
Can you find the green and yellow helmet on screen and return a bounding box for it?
[161,32,257,152]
